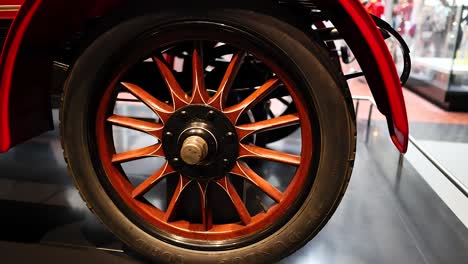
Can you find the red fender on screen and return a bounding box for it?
[324,0,409,153]
[0,0,408,153]
[0,0,36,152]
[0,0,122,152]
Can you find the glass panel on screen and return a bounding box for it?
[451,5,468,93]
[396,0,460,91]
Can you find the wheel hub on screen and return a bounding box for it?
[162,105,239,180]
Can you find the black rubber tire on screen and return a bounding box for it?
[61,9,356,264]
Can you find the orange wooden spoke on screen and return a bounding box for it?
[112,144,165,163]
[132,162,176,198]
[107,115,164,139]
[236,113,300,141]
[190,42,210,104]
[208,51,247,110]
[215,177,252,225]
[197,181,213,231]
[231,162,283,203]
[239,144,301,166]
[165,176,193,222]
[224,78,282,123]
[121,82,173,122]
[152,54,189,109]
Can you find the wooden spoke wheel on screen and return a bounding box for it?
[61,9,356,264]
[97,40,309,243]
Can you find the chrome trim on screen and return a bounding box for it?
[0,5,20,12]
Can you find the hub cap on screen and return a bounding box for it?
[162,105,239,180]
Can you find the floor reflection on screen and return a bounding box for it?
[0,112,467,263]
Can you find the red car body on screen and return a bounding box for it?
[0,0,408,153]
[0,0,20,19]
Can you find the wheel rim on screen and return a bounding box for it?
[95,37,315,246]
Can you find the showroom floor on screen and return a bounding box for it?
[0,106,467,263]
[351,77,468,227]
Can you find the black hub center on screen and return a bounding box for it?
[162,105,239,180]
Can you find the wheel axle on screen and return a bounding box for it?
[180,135,209,165]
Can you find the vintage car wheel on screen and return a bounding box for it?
[61,9,356,264]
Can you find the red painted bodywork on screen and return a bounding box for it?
[0,11,18,19]
[0,0,30,152]
[0,0,409,153]
[0,0,22,19]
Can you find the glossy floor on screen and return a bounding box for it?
[0,114,467,264]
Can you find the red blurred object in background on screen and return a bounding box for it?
[393,0,414,36]
[365,0,385,18]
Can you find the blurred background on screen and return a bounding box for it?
[365,0,468,110]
